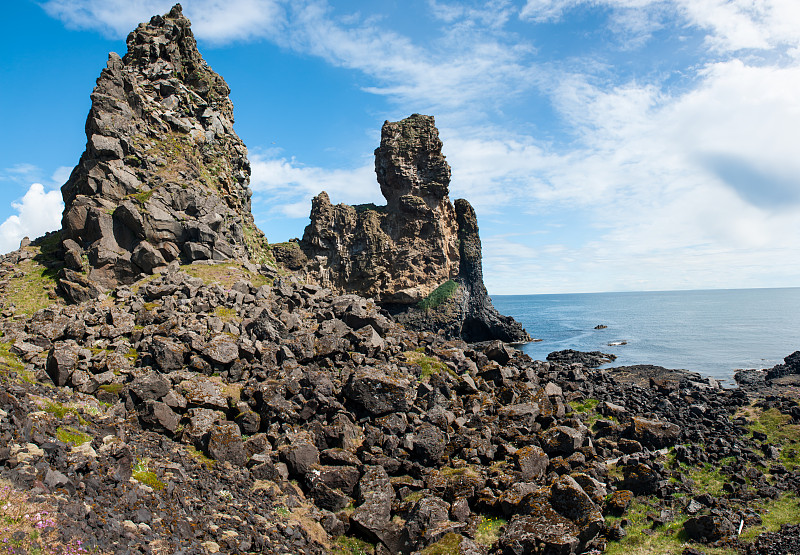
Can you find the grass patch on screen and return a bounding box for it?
[243,224,274,267]
[98,383,124,395]
[3,257,61,316]
[214,306,240,322]
[402,351,453,382]
[130,190,154,205]
[746,407,800,470]
[56,426,91,446]
[180,262,270,288]
[42,401,88,424]
[185,445,215,469]
[571,398,600,413]
[132,459,165,490]
[330,536,374,555]
[421,533,463,554]
[740,493,800,541]
[475,515,506,546]
[417,280,458,310]
[0,341,35,383]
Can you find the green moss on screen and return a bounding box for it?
[56,426,91,446]
[418,280,458,310]
[142,301,159,311]
[132,459,165,490]
[214,306,240,322]
[181,262,270,288]
[571,398,600,413]
[131,190,154,205]
[330,536,375,555]
[99,383,124,394]
[125,348,139,362]
[186,445,215,469]
[421,533,463,555]
[0,342,27,376]
[243,224,274,266]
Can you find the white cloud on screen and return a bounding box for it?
[0,184,64,255]
[41,0,284,42]
[249,153,381,218]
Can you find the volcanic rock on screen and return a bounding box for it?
[298,114,529,343]
[59,4,267,289]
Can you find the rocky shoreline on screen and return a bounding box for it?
[1,241,799,554]
[1,5,798,555]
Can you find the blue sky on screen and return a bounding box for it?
[2,0,800,294]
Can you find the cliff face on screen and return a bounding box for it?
[300,115,459,304]
[60,4,265,288]
[299,115,530,343]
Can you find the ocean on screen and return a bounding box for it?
[491,287,800,385]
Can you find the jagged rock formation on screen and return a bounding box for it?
[298,114,530,343]
[60,4,266,289]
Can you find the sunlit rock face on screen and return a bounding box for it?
[60,4,265,288]
[299,114,530,343]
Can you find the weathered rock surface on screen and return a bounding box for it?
[59,4,267,289]
[0,5,797,555]
[299,114,529,343]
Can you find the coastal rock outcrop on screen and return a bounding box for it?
[299,115,529,343]
[60,4,266,289]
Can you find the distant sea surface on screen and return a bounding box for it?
[491,288,800,385]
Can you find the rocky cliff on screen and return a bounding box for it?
[60,4,267,289]
[295,115,530,343]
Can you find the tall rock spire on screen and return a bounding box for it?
[60,4,266,288]
[297,114,530,343]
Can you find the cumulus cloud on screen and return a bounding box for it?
[249,153,382,218]
[41,0,284,42]
[38,0,800,292]
[0,184,64,255]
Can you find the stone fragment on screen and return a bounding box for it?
[206,422,247,466]
[343,366,416,415]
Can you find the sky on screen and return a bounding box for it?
[1,0,800,294]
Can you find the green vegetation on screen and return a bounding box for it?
[131,189,154,205]
[740,493,800,541]
[243,224,274,266]
[331,536,374,555]
[214,306,240,322]
[180,262,270,288]
[475,515,506,546]
[56,426,91,446]
[571,398,600,413]
[185,445,215,469]
[603,500,737,555]
[132,459,165,490]
[746,407,800,470]
[421,533,463,555]
[402,350,454,381]
[353,203,386,214]
[0,341,34,384]
[98,383,124,395]
[3,257,61,316]
[0,478,90,555]
[417,280,458,310]
[42,401,89,424]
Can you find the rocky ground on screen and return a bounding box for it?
[0,240,799,555]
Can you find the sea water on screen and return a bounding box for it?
[491,287,800,385]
